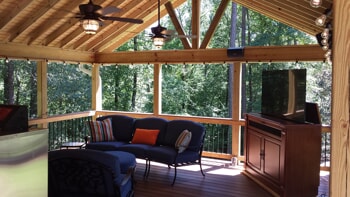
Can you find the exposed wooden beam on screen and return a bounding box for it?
[165,1,192,49]
[95,45,325,64]
[0,42,94,63]
[200,0,230,49]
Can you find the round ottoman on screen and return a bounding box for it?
[105,151,136,174]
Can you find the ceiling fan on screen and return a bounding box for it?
[77,0,143,34]
[149,0,196,48]
[149,0,176,48]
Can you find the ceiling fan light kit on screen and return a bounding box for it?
[310,0,322,8]
[152,35,166,49]
[81,19,100,34]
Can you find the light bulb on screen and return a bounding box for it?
[321,38,328,46]
[322,45,329,51]
[310,0,322,8]
[321,28,329,38]
[315,14,327,26]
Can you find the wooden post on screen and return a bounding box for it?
[232,62,241,159]
[36,60,47,128]
[330,0,350,196]
[192,0,200,49]
[91,64,102,113]
[154,63,162,115]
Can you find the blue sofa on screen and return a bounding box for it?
[85,115,206,185]
[48,149,134,197]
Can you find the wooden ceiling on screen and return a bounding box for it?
[0,0,332,61]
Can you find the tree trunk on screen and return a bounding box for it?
[3,60,15,104]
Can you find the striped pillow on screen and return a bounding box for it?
[87,118,115,142]
[175,129,192,153]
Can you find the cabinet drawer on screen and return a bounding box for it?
[247,120,284,139]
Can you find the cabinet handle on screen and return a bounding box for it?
[260,150,265,160]
[281,131,286,135]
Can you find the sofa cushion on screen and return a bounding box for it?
[133,117,168,145]
[147,146,177,164]
[164,120,205,152]
[97,115,135,142]
[132,128,160,145]
[85,141,128,151]
[117,144,153,159]
[87,118,114,142]
[175,129,192,153]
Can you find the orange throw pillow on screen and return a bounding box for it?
[132,128,160,145]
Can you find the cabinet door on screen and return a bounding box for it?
[246,129,263,171]
[263,136,283,184]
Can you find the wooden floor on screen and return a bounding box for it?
[133,157,329,197]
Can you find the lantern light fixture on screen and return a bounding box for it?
[81,19,100,35]
[152,35,166,49]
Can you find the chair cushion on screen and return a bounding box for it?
[87,118,114,142]
[85,141,128,151]
[105,151,136,174]
[131,128,160,145]
[175,129,192,153]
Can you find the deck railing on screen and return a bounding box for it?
[48,116,92,150]
[29,111,331,170]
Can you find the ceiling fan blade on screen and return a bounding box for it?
[97,6,122,16]
[162,29,175,36]
[101,16,143,24]
[177,35,197,38]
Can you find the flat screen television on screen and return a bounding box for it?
[261,69,306,123]
[0,104,28,136]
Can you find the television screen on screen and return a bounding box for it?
[261,69,306,122]
[0,104,28,136]
[305,102,321,124]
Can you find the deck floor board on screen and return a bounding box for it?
[133,158,329,197]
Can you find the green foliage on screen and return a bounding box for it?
[47,63,91,115]
[0,59,37,117]
[100,64,153,112]
[162,63,229,117]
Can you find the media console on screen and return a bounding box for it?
[243,113,321,197]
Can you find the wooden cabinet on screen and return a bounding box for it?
[244,113,321,197]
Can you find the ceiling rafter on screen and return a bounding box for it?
[165,1,192,49]
[0,0,33,29]
[200,0,230,49]
[9,0,61,43]
[28,1,82,45]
